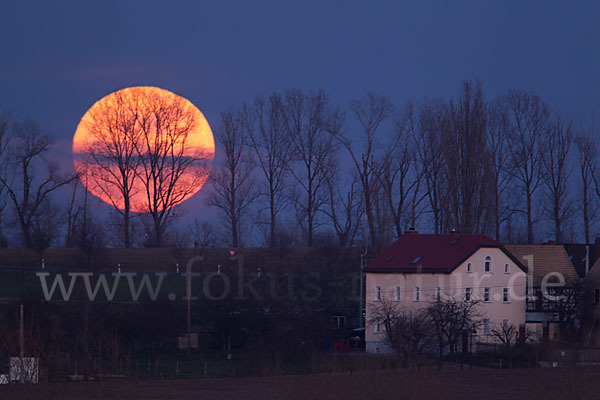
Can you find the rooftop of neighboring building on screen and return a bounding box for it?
[504,244,579,287]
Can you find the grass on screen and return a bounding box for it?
[2,365,600,400]
[129,349,397,380]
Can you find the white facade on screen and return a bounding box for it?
[365,247,527,353]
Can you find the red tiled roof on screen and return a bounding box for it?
[364,233,503,273]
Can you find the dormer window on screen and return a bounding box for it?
[484,256,492,273]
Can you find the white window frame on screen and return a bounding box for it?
[502,319,510,330]
[394,286,401,302]
[374,286,381,301]
[466,262,472,273]
[483,318,491,335]
[483,287,491,302]
[503,287,510,303]
[374,322,381,334]
[504,263,510,274]
[464,287,472,302]
[413,286,420,302]
[484,256,492,273]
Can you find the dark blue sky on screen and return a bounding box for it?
[3,0,599,139]
[1,0,599,237]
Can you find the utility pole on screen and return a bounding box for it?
[187,271,192,359]
[359,253,365,328]
[359,195,369,330]
[19,304,24,384]
[186,256,204,358]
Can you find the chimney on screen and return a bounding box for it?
[404,227,418,235]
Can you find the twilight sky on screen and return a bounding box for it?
[1,0,599,237]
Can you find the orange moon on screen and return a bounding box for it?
[72,86,215,213]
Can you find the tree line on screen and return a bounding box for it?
[187,80,600,249]
[0,79,598,251]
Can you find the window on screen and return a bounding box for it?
[483,319,491,334]
[526,288,537,311]
[374,322,381,333]
[394,286,401,301]
[413,286,420,302]
[467,262,472,273]
[484,256,492,273]
[483,287,491,302]
[331,316,346,329]
[464,287,472,302]
[503,287,510,303]
[504,263,510,274]
[595,289,600,305]
[435,286,441,302]
[502,319,510,330]
[374,286,381,301]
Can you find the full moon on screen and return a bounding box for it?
[72,86,215,213]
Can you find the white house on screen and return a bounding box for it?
[364,231,527,354]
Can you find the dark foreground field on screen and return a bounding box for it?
[2,366,600,400]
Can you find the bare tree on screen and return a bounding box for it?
[284,89,344,246]
[72,172,106,265]
[505,89,549,244]
[417,99,449,234]
[443,80,490,234]
[578,122,598,243]
[78,89,143,247]
[369,298,433,370]
[490,322,523,368]
[248,93,290,247]
[168,227,190,267]
[487,96,513,240]
[132,88,212,246]
[207,109,256,247]
[65,177,81,247]
[0,113,11,246]
[427,297,481,371]
[340,92,393,248]
[188,218,216,251]
[30,200,62,258]
[546,279,583,341]
[322,165,363,247]
[542,110,573,243]
[79,88,212,247]
[0,119,75,247]
[382,102,426,237]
